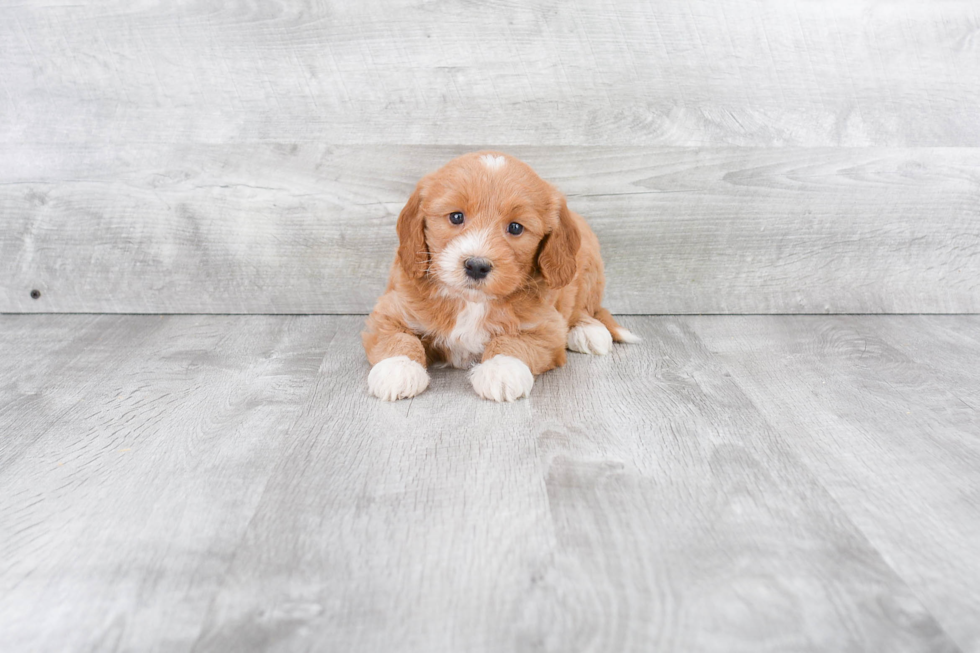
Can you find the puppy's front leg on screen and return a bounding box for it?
[470,327,566,402]
[362,301,429,401]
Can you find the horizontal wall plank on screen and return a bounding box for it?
[2,145,978,314]
[1,1,978,146]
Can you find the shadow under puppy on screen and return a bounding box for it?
[362,151,639,402]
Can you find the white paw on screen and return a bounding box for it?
[567,319,613,355]
[368,356,429,401]
[469,355,534,402]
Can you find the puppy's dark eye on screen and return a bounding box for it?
[507,222,524,235]
[449,211,464,225]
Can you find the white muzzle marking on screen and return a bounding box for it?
[436,228,493,292]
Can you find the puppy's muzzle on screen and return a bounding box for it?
[464,257,492,281]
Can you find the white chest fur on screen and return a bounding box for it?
[444,301,490,368]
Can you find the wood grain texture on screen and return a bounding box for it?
[515,317,956,653]
[0,314,169,470]
[2,315,976,652]
[2,145,978,314]
[2,0,978,146]
[691,315,980,653]
[0,315,335,652]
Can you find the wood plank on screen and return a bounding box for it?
[191,316,954,652]
[0,315,334,652]
[2,1,978,146]
[521,317,958,652]
[191,320,557,652]
[0,315,171,470]
[691,315,980,652]
[2,145,978,314]
[1,315,973,650]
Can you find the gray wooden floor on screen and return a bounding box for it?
[1,314,978,653]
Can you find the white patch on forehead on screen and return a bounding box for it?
[480,154,506,171]
[444,301,489,368]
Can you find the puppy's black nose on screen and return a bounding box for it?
[464,257,492,280]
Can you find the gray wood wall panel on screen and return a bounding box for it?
[2,1,978,313]
[3,315,975,651]
[2,1,978,147]
[3,145,978,314]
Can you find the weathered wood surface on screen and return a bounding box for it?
[0,315,337,652]
[2,314,978,652]
[2,1,978,147]
[3,0,979,314]
[693,314,980,653]
[3,145,978,314]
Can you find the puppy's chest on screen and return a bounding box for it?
[431,301,493,368]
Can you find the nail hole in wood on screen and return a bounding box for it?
[30,289,41,300]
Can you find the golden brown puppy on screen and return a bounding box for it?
[362,151,639,402]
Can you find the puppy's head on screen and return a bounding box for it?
[397,152,580,300]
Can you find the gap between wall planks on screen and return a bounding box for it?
[2,145,978,315]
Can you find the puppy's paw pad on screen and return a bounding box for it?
[469,355,533,402]
[368,356,429,401]
[567,320,613,355]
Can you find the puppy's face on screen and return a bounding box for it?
[397,152,580,300]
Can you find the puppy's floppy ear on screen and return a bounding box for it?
[538,195,581,289]
[396,184,428,279]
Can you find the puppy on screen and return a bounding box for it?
[362,151,639,402]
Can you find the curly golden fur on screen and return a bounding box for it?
[362,151,637,401]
